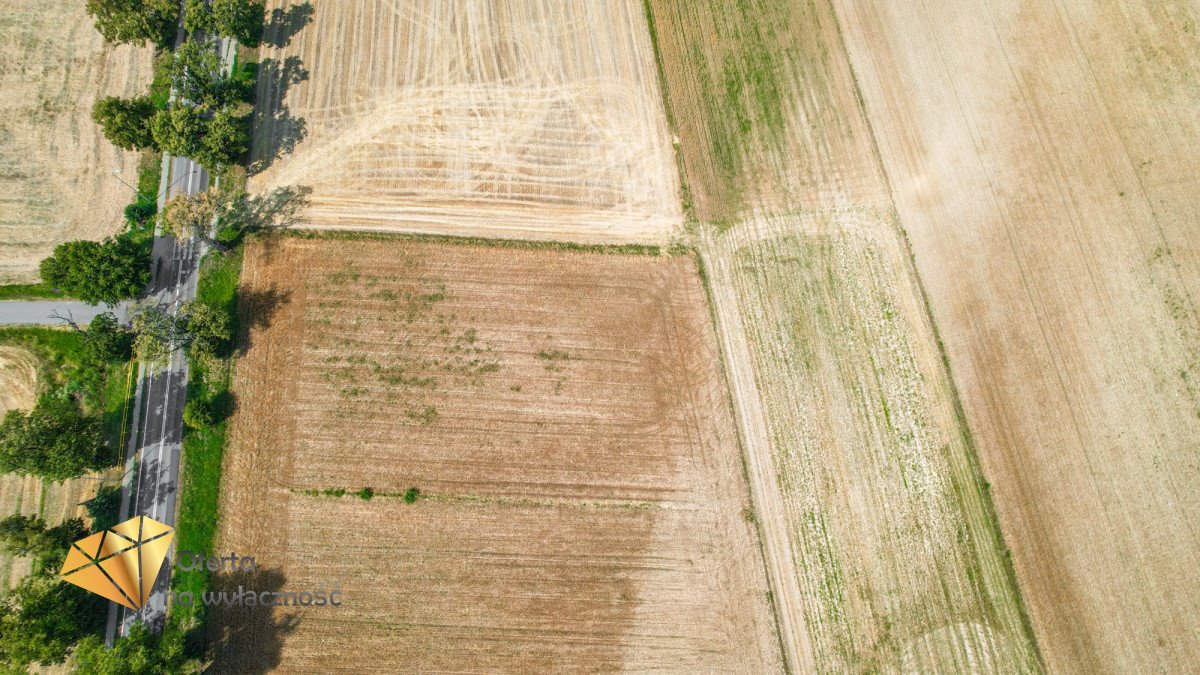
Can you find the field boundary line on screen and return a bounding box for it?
[824,1,1046,666]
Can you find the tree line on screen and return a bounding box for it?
[90,0,265,173]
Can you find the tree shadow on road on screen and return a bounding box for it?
[250,56,310,175]
[262,2,315,49]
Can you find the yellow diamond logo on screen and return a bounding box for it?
[60,516,174,610]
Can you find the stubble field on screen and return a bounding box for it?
[250,0,681,244]
[212,236,781,671]
[835,1,1200,670]
[647,0,1039,671]
[0,0,153,283]
[0,345,97,592]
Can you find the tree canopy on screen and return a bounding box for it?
[183,0,215,36]
[0,516,88,575]
[85,0,179,47]
[0,576,101,668]
[72,621,196,674]
[130,302,186,365]
[83,312,134,366]
[0,398,105,481]
[213,0,265,47]
[39,236,150,306]
[93,96,158,151]
[183,300,233,359]
[162,191,218,243]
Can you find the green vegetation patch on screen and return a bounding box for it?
[170,250,242,632]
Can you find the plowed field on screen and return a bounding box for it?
[213,236,781,671]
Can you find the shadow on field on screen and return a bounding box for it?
[250,56,310,175]
[222,185,313,242]
[235,286,292,358]
[203,567,299,673]
[263,2,315,49]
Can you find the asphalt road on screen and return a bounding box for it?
[112,157,208,636]
[0,301,126,325]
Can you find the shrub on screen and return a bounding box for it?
[182,397,217,430]
[403,487,420,504]
[124,198,157,226]
[357,487,374,501]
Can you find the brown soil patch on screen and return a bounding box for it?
[212,237,781,671]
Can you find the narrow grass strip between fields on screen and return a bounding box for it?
[279,228,662,257]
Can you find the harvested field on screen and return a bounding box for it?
[0,0,154,283]
[0,346,96,592]
[249,0,681,244]
[0,346,37,416]
[835,1,1200,670]
[647,0,1038,670]
[213,237,781,671]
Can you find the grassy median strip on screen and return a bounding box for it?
[170,250,242,636]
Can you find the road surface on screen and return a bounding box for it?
[108,154,208,637]
[0,301,126,326]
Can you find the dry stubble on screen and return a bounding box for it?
[0,0,153,283]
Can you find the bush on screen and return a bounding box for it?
[85,485,122,532]
[182,398,215,430]
[403,487,420,504]
[124,197,157,226]
[357,488,374,501]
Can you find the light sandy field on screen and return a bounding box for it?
[0,346,96,593]
[0,0,153,283]
[212,237,781,671]
[647,0,1039,670]
[0,346,37,416]
[834,1,1200,670]
[249,0,682,244]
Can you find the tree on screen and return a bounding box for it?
[198,108,250,169]
[182,301,232,359]
[151,106,208,161]
[72,622,196,674]
[85,0,179,47]
[0,398,105,481]
[0,576,101,668]
[162,191,227,252]
[92,96,158,151]
[212,0,265,47]
[130,302,187,365]
[182,397,216,429]
[0,516,88,575]
[83,312,134,365]
[39,236,150,305]
[183,0,215,36]
[169,39,227,108]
